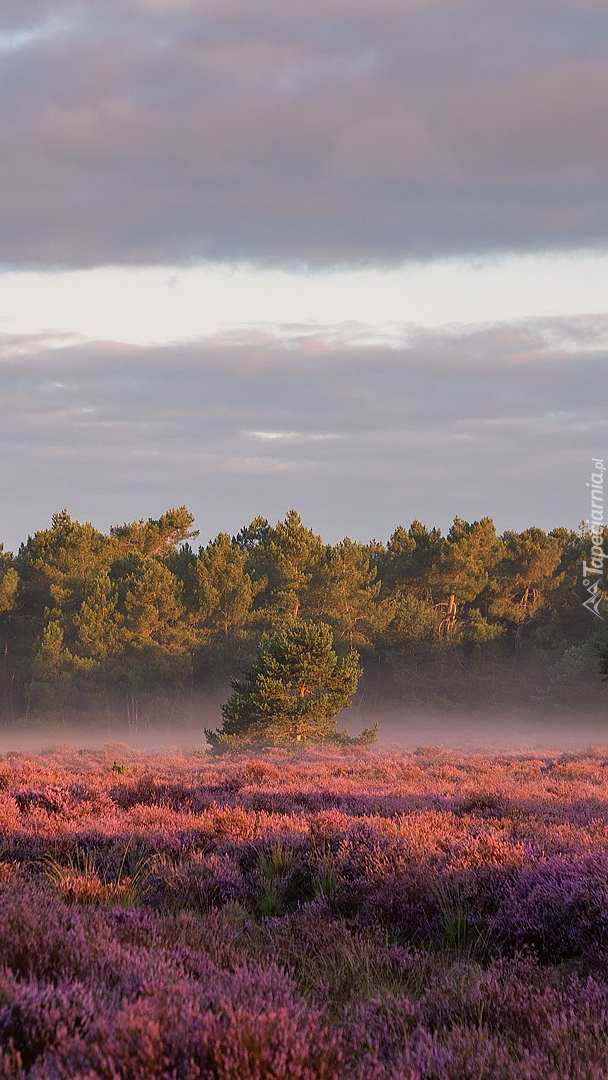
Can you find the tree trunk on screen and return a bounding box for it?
[439,594,457,641]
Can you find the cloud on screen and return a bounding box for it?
[1,314,606,550]
[1,0,608,268]
[247,431,341,441]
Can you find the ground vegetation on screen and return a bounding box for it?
[0,743,605,1076]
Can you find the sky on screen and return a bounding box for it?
[1,0,608,552]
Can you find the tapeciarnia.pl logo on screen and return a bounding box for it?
[582,457,606,620]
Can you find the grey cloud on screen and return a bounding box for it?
[1,1,608,267]
[1,315,606,550]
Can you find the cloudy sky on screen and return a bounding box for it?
[1,0,607,551]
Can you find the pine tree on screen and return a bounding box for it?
[0,550,19,719]
[316,538,385,649]
[15,511,110,616]
[206,621,374,749]
[0,554,17,616]
[75,572,121,659]
[28,616,84,715]
[110,507,198,560]
[195,533,258,640]
[379,520,444,592]
[240,511,325,626]
[118,559,193,726]
[189,533,261,681]
[486,528,562,628]
[428,517,505,641]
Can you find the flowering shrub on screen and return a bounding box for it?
[0,741,606,1075]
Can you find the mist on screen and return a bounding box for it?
[1,700,606,755]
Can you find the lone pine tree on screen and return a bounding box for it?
[206,620,377,749]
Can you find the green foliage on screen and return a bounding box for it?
[195,534,256,636]
[315,538,386,649]
[538,638,608,706]
[428,517,505,640]
[74,572,121,660]
[28,617,76,713]
[382,592,441,647]
[208,621,364,749]
[110,507,198,559]
[462,608,505,645]
[379,519,443,590]
[0,566,18,616]
[0,506,605,720]
[487,527,562,625]
[15,511,110,618]
[243,510,326,626]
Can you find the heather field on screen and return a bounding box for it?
[1,742,608,1077]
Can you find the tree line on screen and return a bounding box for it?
[0,506,605,725]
